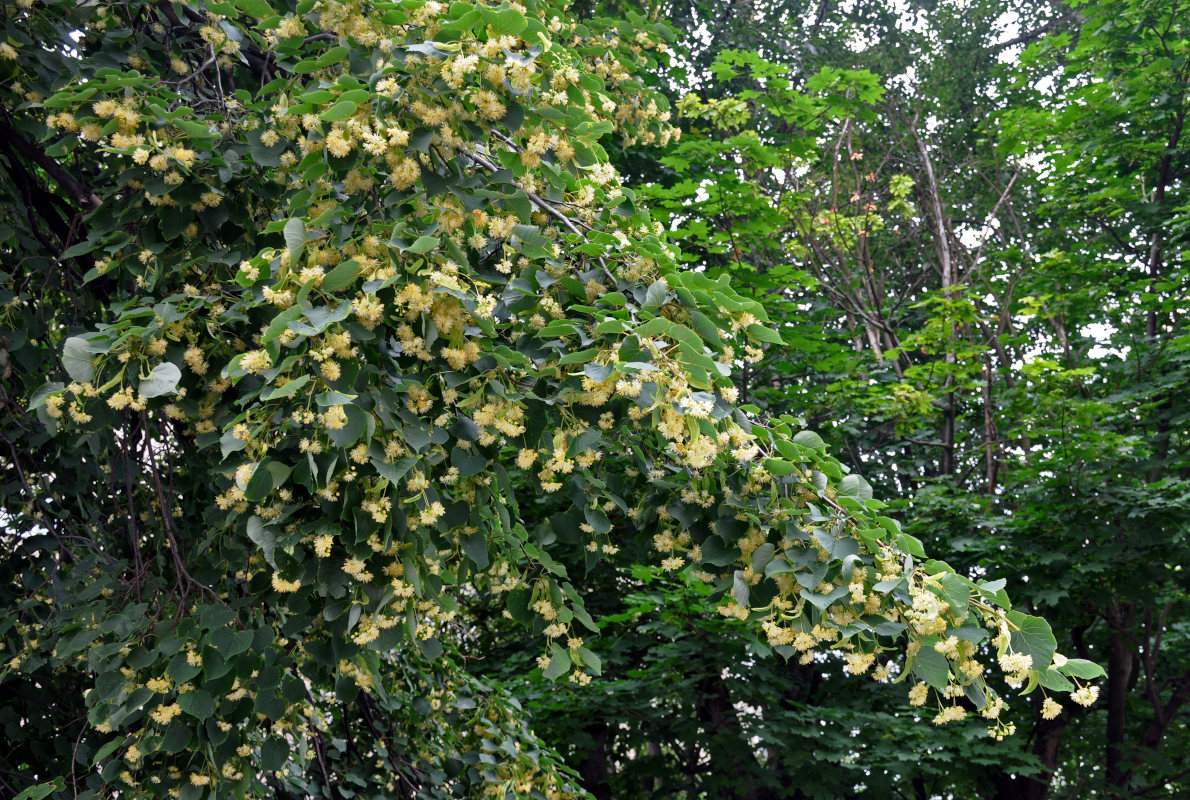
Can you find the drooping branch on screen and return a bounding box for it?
[0,120,102,210]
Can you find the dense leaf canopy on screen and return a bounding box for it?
[0,1,1105,799]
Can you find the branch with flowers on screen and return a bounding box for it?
[0,0,1102,798]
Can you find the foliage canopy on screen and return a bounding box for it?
[0,1,1103,798]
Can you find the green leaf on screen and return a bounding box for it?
[320,259,359,293]
[643,278,668,311]
[461,530,488,569]
[733,570,750,606]
[746,323,785,345]
[559,347,600,366]
[897,533,926,558]
[493,7,527,34]
[689,310,723,347]
[934,572,971,619]
[220,427,247,459]
[284,218,307,263]
[62,336,97,382]
[978,577,1011,609]
[818,460,843,482]
[502,102,525,133]
[451,446,488,477]
[243,462,275,503]
[326,403,370,448]
[262,305,304,344]
[247,516,277,568]
[792,430,826,450]
[139,362,181,398]
[700,536,738,567]
[167,652,202,684]
[232,0,275,17]
[837,474,873,500]
[513,224,549,247]
[226,629,255,656]
[543,647,571,680]
[405,235,440,254]
[1037,668,1075,693]
[260,738,288,771]
[506,589,532,625]
[319,100,358,121]
[261,374,312,400]
[317,46,349,67]
[812,528,860,562]
[371,456,417,484]
[1059,658,1106,679]
[576,647,601,675]
[161,721,193,753]
[1007,610,1057,671]
[178,689,215,720]
[763,458,800,476]
[911,642,951,690]
[91,737,124,766]
[800,584,848,610]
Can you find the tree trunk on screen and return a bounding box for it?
[1105,603,1137,790]
[912,124,957,476]
[990,716,1069,800]
[577,722,613,800]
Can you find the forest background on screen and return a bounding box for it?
[0,0,1186,799]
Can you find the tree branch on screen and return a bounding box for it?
[0,120,102,209]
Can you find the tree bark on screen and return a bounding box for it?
[912,124,957,476]
[1105,603,1137,790]
[990,716,1070,800]
[577,722,613,800]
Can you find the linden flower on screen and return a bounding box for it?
[1041,697,1062,719]
[933,635,960,657]
[933,705,967,725]
[998,652,1033,674]
[313,534,334,558]
[908,682,929,706]
[145,676,171,693]
[320,360,341,381]
[322,405,348,430]
[419,501,445,527]
[271,574,301,593]
[1071,685,1100,707]
[183,345,208,375]
[240,349,272,375]
[168,146,197,168]
[844,652,876,675]
[149,702,182,725]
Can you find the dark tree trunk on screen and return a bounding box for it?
[1105,603,1137,791]
[990,716,1069,800]
[577,722,614,800]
